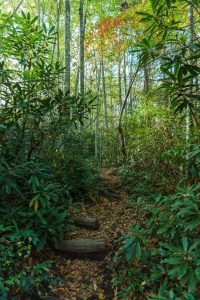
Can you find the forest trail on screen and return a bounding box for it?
[51,169,134,300]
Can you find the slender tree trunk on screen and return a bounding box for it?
[101,54,108,129]
[123,53,127,96]
[79,0,85,97]
[144,64,150,125]
[144,65,149,93]
[38,0,41,27]
[118,64,140,161]
[56,0,60,63]
[12,0,24,15]
[118,59,122,108]
[74,66,80,97]
[129,55,133,112]
[95,59,101,158]
[186,3,194,176]
[56,0,61,87]
[64,0,71,94]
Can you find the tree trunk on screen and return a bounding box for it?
[101,54,108,129]
[38,0,41,27]
[64,0,71,94]
[186,3,194,176]
[123,53,127,97]
[118,59,122,108]
[129,55,133,112]
[118,64,140,161]
[74,66,80,97]
[56,0,61,63]
[144,64,149,93]
[79,0,85,97]
[56,239,106,253]
[56,0,61,88]
[94,55,101,158]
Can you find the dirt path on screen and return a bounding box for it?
[50,169,133,300]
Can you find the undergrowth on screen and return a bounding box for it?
[113,162,200,299]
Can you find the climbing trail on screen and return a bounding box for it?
[50,169,134,300]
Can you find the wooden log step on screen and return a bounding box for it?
[72,216,100,229]
[56,239,106,254]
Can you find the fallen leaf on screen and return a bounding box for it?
[93,282,98,291]
[98,289,106,300]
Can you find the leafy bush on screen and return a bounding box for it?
[112,184,200,299]
[0,10,98,299]
[0,225,54,300]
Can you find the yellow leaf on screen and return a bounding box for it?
[34,200,39,212]
[98,289,106,300]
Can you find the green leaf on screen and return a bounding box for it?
[42,22,47,33]
[30,16,38,25]
[182,237,188,252]
[126,244,135,262]
[162,257,184,265]
[188,240,200,252]
[36,236,46,251]
[123,237,135,249]
[195,267,200,279]
[135,241,141,258]
[160,242,178,252]
[165,0,171,8]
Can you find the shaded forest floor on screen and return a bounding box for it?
[48,169,134,300]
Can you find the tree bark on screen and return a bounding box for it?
[118,64,140,161]
[123,53,127,97]
[143,64,149,93]
[94,54,101,158]
[64,0,71,94]
[74,66,80,97]
[56,239,106,253]
[79,0,85,97]
[118,59,122,108]
[38,0,41,27]
[186,3,194,176]
[56,0,61,63]
[101,54,108,129]
[56,0,61,88]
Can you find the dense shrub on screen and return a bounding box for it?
[0,11,97,299]
[112,184,200,299]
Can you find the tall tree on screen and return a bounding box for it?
[101,54,108,129]
[143,64,149,93]
[56,0,61,63]
[64,0,71,94]
[94,54,101,158]
[79,0,85,97]
[123,53,127,97]
[118,59,122,108]
[185,3,194,176]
